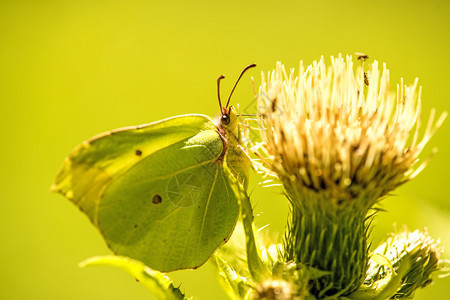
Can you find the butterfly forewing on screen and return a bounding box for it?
[52,114,242,271]
[52,115,217,224]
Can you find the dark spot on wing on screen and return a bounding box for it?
[135,149,142,156]
[134,224,138,228]
[152,194,162,204]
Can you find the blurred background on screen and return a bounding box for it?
[1,0,449,299]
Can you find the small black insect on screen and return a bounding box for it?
[355,52,369,61]
[364,72,369,86]
[271,97,278,112]
[355,52,370,86]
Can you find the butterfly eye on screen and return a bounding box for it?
[221,114,231,125]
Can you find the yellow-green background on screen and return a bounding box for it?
[1,0,449,299]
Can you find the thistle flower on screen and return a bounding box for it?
[364,229,442,299]
[250,55,447,298]
[253,279,298,300]
[255,55,446,209]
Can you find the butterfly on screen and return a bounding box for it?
[51,64,256,272]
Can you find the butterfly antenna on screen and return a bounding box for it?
[217,74,226,110]
[225,64,257,108]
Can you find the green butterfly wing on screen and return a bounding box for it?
[52,114,242,271]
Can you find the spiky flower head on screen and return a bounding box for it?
[364,229,442,299]
[253,279,297,300]
[254,55,447,210]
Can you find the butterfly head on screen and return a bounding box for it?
[219,105,238,130]
[216,64,256,130]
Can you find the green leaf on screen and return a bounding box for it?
[80,255,190,300]
[370,253,393,272]
[214,255,253,299]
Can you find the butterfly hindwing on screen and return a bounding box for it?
[99,129,240,271]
